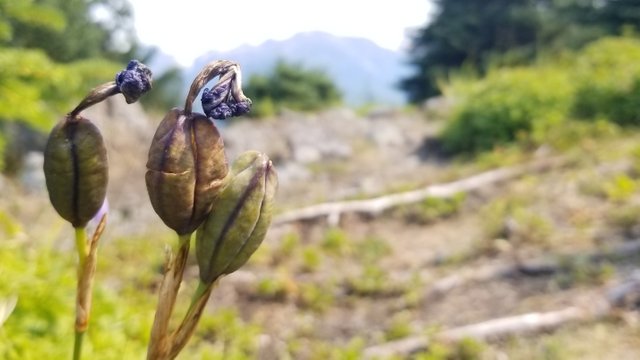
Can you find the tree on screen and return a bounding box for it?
[244,61,341,117]
[401,0,542,102]
[401,0,640,103]
[1,0,136,62]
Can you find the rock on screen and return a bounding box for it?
[19,151,45,194]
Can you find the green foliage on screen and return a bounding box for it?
[355,236,392,264]
[276,232,300,260]
[0,0,136,63]
[415,338,484,360]
[555,257,615,289]
[397,193,466,224]
[572,37,640,125]
[441,67,573,154]
[401,0,640,103]
[384,312,412,341]
[346,264,390,297]
[0,47,118,131]
[244,60,341,117]
[603,174,638,203]
[298,282,335,313]
[401,0,542,101]
[300,246,322,273]
[0,237,151,359]
[302,337,364,360]
[192,308,261,359]
[255,277,288,301]
[480,197,553,249]
[0,231,264,358]
[321,227,351,256]
[0,0,65,43]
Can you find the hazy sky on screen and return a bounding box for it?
[128,0,432,66]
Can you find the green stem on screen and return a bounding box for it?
[187,281,209,312]
[73,331,84,360]
[73,227,88,360]
[75,227,88,265]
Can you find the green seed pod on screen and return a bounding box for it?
[196,151,278,284]
[43,116,108,228]
[146,108,228,235]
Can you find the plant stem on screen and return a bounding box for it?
[73,331,84,360]
[168,280,217,359]
[183,60,246,114]
[75,227,88,267]
[73,227,88,360]
[68,82,119,119]
[72,215,106,360]
[147,233,192,360]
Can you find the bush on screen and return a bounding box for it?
[244,60,341,117]
[441,67,573,154]
[572,37,640,125]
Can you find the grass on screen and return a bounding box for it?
[0,226,263,359]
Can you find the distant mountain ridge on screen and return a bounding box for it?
[186,32,410,105]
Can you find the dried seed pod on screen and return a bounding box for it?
[145,108,228,235]
[196,151,278,284]
[44,117,108,228]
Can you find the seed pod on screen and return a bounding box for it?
[43,117,108,228]
[145,108,228,235]
[196,151,278,284]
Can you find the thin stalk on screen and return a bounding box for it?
[75,227,88,266]
[68,82,119,119]
[72,215,106,360]
[73,331,84,360]
[147,233,193,360]
[72,227,89,360]
[168,280,217,360]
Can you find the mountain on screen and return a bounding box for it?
[186,32,410,106]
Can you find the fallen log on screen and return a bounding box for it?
[363,306,600,359]
[364,272,640,359]
[273,157,565,226]
[429,239,640,296]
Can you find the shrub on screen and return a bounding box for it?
[244,60,341,117]
[441,67,573,154]
[572,37,640,125]
[321,227,351,256]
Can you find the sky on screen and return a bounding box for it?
[128,0,433,67]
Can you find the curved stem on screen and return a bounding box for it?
[147,233,193,360]
[69,82,120,119]
[183,60,238,114]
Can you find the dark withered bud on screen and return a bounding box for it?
[146,109,228,235]
[115,60,153,104]
[196,151,278,284]
[44,116,108,228]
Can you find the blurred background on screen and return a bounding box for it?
[2,0,640,358]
